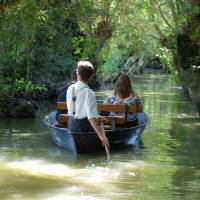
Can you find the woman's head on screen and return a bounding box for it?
[71,70,78,83]
[114,73,133,98]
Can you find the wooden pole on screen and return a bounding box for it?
[101,122,111,163]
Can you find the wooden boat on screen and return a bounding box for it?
[44,102,150,154]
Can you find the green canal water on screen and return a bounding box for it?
[0,74,200,200]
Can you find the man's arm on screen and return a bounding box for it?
[89,117,109,149]
[86,90,109,149]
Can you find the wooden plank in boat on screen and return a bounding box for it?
[57,102,141,113]
[57,102,67,110]
[97,104,125,112]
[104,116,125,125]
[57,114,125,126]
[58,114,68,123]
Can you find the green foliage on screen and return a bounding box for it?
[100,33,133,74]
[15,78,47,94]
[29,2,79,82]
[0,0,199,96]
[0,78,9,117]
[0,77,8,96]
[0,1,79,85]
[0,0,38,76]
[98,0,199,76]
[80,37,100,62]
[156,47,175,73]
[72,35,85,57]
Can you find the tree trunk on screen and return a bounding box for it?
[176,32,200,117]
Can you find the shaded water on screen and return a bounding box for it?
[0,74,200,200]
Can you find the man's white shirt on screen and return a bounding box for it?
[66,81,98,119]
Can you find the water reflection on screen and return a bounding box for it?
[168,117,200,200]
[0,74,200,200]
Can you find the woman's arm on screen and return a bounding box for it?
[136,96,143,112]
[131,96,143,112]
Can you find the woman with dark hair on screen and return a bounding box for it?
[114,73,137,99]
[104,73,144,125]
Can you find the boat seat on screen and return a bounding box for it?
[102,116,125,125]
[57,102,142,113]
[57,102,67,110]
[57,113,125,127]
[57,102,142,129]
[58,114,68,124]
[101,116,125,130]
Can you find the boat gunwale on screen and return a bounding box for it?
[46,112,151,136]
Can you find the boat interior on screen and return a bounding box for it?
[56,102,142,130]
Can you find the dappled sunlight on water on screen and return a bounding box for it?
[0,157,179,200]
[0,159,148,182]
[176,114,199,119]
[142,92,177,96]
[156,99,189,104]
[7,160,73,177]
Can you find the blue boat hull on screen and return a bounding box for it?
[45,112,150,154]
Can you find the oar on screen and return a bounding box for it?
[100,122,111,163]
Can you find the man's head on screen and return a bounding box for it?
[77,61,94,82]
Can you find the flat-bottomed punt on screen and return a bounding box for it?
[45,102,150,154]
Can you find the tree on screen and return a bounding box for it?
[147,0,200,116]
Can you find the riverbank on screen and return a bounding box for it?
[0,71,178,119]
